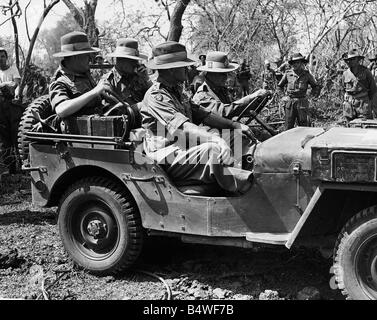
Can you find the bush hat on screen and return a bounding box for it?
[343,49,364,61]
[53,31,100,58]
[197,51,239,73]
[288,53,308,64]
[147,41,195,70]
[108,38,148,60]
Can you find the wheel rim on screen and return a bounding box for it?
[355,234,377,299]
[69,198,120,261]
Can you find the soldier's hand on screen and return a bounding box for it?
[94,79,113,97]
[233,122,258,143]
[217,138,234,166]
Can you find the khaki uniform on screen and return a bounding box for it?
[342,66,377,120]
[102,67,152,106]
[262,68,277,90]
[140,80,253,193]
[278,69,319,130]
[0,64,22,173]
[49,65,102,116]
[193,81,243,118]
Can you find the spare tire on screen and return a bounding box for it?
[17,95,52,164]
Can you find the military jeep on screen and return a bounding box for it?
[18,95,377,300]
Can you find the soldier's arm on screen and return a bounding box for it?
[50,79,109,118]
[366,70,377,99]
[277,73,287,93]
[308,72,320,97]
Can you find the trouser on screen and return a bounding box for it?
[284,96,310,130]
[162,142,253,194]
[0,98,22,173]
[240,83,250,97]
[343,93,372,122]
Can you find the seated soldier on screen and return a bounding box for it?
[49,31,110,119]
[103,38,152,106]
[141,41,256,194]
[193,51,270,119]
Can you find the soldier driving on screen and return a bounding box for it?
[342,49,377,122]
[141,41,255,194]
[193,51,270,119]
[49,31,110,119]
[278,52,320,130]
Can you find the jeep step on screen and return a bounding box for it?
[245,232,290,245]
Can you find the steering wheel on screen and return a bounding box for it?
[104,90,137,131]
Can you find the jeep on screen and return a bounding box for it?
[18,95,377,300]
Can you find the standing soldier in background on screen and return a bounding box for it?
[0,47,21,174]
[342,49,377,122]
[278,53,320,130]
[237,59,251,97]
[261,60,277,90]
[103,38,151,108]
[367,54,377,84]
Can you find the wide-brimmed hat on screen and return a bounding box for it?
[343,49,364,61]
[288,53,308,64]
[147,41,195,70]
[53,31,100,58]
[197,51,239,73]
[108,38,148,60]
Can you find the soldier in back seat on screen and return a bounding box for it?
[49,31,111,119]
[103,38,152,106]
[102,38,152,124]
[141,41,256,194]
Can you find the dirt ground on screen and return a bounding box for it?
[0,174,345,301]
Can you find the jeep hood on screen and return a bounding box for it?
[254,126,377,173]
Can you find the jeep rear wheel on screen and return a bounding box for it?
[58,177,143,275]
[333,206,377,300]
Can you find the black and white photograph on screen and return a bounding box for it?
[1,0,377,306]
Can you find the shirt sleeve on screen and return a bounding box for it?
[146,89,190,136]
[366,69,377,98]
[192,90,233,118]
[278,73,288,88]
[307,72,320,96]
[49,79,70,112]
[11,65,21,79]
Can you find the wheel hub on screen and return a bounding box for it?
[86,219,107,239]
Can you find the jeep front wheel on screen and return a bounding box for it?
[58,177,143,275]
[333,206,377,300]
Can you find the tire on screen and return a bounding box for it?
[58,177,143,275]
[17,95,52,163]
[333,206,377,300]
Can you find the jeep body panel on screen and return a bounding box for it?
[28,125,377,247]
[29,143,312,240]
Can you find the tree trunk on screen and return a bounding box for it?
[62,0,98,47]
[18,0,60,102]
[9,0,20,69]
[168,0,190,42]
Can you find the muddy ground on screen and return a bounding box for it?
[0,174,344,300]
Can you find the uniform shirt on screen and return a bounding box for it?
[193,80,240,118]
[0,64,21,98]
[342,65,377,99]
[49,64,102,115]
[278,68,319,98]
[141,79,210,163]
[102,67,152,106]
[262,67,276,90]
